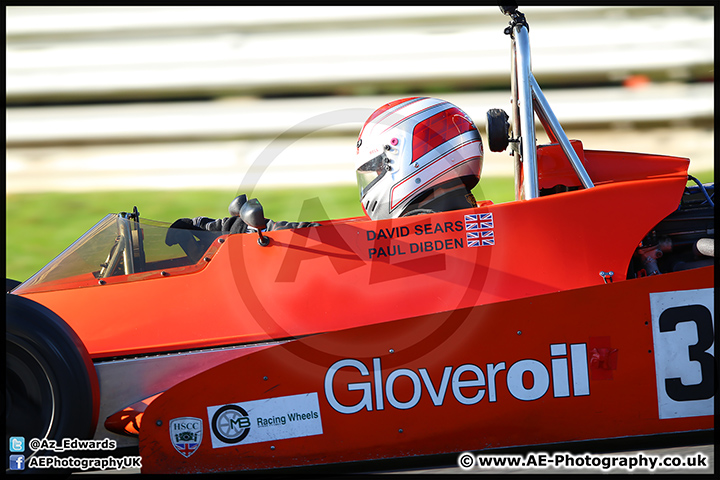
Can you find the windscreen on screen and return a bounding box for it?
[12,214,219,294]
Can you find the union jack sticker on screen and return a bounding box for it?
[468,234,495,247]
[465,212,495,246]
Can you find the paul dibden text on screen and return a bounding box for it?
[366,220,466,260]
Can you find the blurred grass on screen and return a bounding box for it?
[5,171,712,282]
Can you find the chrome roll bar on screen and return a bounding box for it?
[503,6,594,200]
[530,75,595,191]
[512,24,539,200]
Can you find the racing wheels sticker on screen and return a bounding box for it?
[207,393,323,449]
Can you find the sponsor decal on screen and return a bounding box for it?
[210,405,251,445]
[650,288,714,419]
[169,417,203,458]
[325,343,589,414]
[207,393,323,449]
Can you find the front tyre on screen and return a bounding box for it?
[6,278,21,293]
[6,294,99,471]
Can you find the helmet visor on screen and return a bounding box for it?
[356,152,389,199]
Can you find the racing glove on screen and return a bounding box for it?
[267,220,321,230]
[192,215,249,234]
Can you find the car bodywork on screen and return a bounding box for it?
[6,6,713,474]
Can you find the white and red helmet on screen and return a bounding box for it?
[356,97,484,220]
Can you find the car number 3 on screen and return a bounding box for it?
[659,304,714,402]
[650,288,714,420]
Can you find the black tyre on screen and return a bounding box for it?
[6,278,22,293]
[6,294,99,471]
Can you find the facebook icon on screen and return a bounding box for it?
[9,454,25,471]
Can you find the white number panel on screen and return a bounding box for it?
[650,288,714,419]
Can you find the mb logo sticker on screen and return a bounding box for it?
[207,393,323,449]
[210,405,252,444]
[170,417,203,458]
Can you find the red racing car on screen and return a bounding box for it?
[6,5,714,474]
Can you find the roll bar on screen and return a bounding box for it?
[500,5,594,200]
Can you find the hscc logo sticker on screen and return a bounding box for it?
[170,417,203,458]
[207,393,323,449]
[650,288,714,419]
[325,343,589,414]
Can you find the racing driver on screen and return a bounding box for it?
[167,96,484,238]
